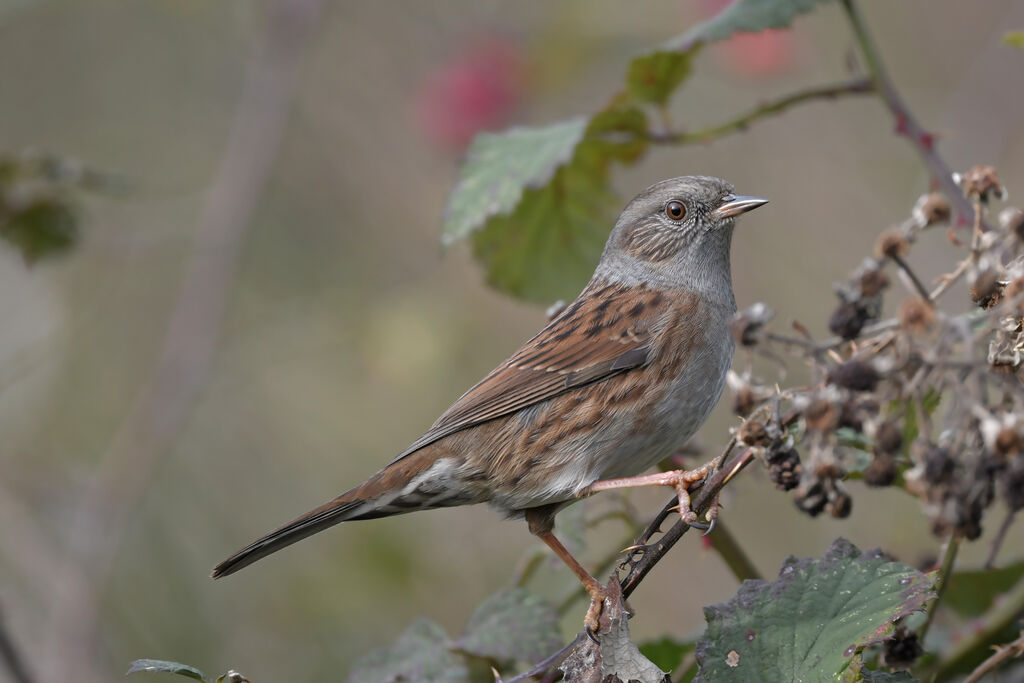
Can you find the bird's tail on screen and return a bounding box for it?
[212,446,455,579]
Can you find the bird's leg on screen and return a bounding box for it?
[587,460,719,526]
[525,507,606,636]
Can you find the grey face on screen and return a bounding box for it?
[593,176,767,300]
[611,176,760,263]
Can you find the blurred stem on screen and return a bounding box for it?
[932,576,1024,681]
[707,520,762,583]
[917,536,960,643]
[648,78,874,145]
[840,0,983,230]
[0,605,33,683]
[962,631,1024,683]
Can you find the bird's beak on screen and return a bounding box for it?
[712,194,769,219]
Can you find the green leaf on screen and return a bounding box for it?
[1003,31,1024,49]
[0,196,78,264]
[458,588,562,664]
[859,670,918,682]
[456,106,647,302]
[682,0,837,44]
[443,118,588,247]
[348,618,467,683]
[694,538,935,682]
[639,636,696,674]
[626,0,836,107]
[943,560,1024,618]
[626,46,697,105]
[126,659,207,681]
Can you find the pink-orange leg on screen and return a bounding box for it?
[587,461,720,526]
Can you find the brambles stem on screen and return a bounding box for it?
[918,536,960,643]
[648,78,874,146]
[840,0,984,230]
[932,578,1024,679]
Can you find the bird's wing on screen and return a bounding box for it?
[392,282,670,462]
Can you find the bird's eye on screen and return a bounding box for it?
[665,201,686,221]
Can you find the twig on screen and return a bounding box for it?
[648,78,875,145]
[840,0,984,230]
[984,510,1018,570]
[917,535,960,643]
[963,631,1024,683]
[933,578,1024,680]
[891,254,933,303]
[0,605,33,683]
[37,1,325,679]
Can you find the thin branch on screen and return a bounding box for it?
[984,510,1018,570]
[648,78,875,145]
[963,631,1024,683]
[917,536,960,643]
[933,578,1024,680]
[840,0,984,230]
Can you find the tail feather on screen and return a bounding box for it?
[211,494,368,579]
[212,445,453,579]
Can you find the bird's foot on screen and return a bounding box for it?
[583,582,608,640]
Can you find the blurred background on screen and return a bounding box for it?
[1,0,1022,680]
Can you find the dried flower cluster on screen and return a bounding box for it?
[728,165,1023,544]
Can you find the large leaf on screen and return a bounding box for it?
[943,560,1024,618]
[457,588,562,664]
[454,105,647,302]
[348,618,467,683]
[694,538,935,682]
[126,659,207,681]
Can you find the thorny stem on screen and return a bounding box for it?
[932,577,1024,680]
[840,0,984,231]
[917,535,960,644]
[962,631,1024,683]
[647,78,874,145]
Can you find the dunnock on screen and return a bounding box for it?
[213,176,766,632]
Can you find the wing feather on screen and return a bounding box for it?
[392,283,669,461]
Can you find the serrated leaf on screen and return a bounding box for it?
[1004,31,1024,49]
[639,636,696,674]
[126,659,207,681]
[694,538,935,682]
[943,560,1024,618]
[626,46,697,105]
[458,587,561,664]
[443,118,588,246]
[859,670,918,682]
[348,618,467,683]
[626,0,836,107]
[460,106,648,302]
[682,0,837,44]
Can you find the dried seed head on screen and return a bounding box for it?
[959,165,1006,202]
[882,627,923,668]
[874,420,904,456]
[828,301,871,340]
[827,489,853,518]
[814,458,845,480]
[804,399,839,433]
[969,270,1003,309]
[994,428,1023,457]
[875,229,910,260]
[732,386,756,417]
[827,359,881,392]
[864,454,898,487]
[730,302,775,346]
[767,448,801,491]
[899,297,936,334]
[794,477,828,517]
[913,192,951,227]
[918,443,955,484]
[737,418,769,447]
[1000,207,1024,242]
[859,268,890,297]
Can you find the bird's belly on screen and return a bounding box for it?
[478,324,734,511]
